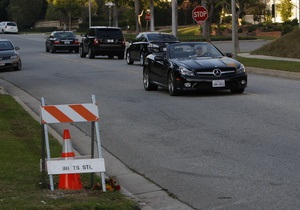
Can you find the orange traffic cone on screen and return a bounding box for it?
[58,129,82,190]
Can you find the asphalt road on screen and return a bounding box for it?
[1,34,299,210]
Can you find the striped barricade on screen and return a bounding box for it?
[40,95,106,192]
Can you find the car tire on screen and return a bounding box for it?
[74,49,79,53]
[230,88,245,94]
[45,45,50,52]
[143,67,158,91]
[139,52,145,66]
[126,52,134,65]
[168,72,181,96]
[88,46,95,59]
[14,60,22,71]
[79,45,86,58]
[1,29,4,34]
[50,45,56,53]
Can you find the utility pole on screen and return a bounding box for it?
[89,0,91,27]
[172,0,178,37]
[150,0,154,31]
[231,0,238,59]
[201,0,207,39]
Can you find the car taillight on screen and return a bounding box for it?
[93,39,99,44]
[54,41,60,44]
[74,41,80,44]
[122,40,126,46]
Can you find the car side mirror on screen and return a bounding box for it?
[15,47,20,50]
[225,53,233,58]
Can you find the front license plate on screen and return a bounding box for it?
[212,80,225,87]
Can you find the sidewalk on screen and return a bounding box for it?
[238,53,300,80]
[238,53,300,63]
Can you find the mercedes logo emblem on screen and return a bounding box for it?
[213,69,222,77]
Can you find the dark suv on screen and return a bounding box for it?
[79,26,126,59]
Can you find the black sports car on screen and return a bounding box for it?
[45,31,79,53]
[126,32,179,66]
[143,42,247,96]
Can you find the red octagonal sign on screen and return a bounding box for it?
[192,6,208,24]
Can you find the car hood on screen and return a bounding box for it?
[172,57,241,71]
[0,50,16,58]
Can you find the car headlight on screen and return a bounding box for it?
[179,66,194,76]
[237,64,246,74]
[11,54,19,59]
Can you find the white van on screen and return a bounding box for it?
[0,21,18,34]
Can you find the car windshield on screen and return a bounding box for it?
[0,41,14,51]
[96,29,123,39]
[147,33,178,42]
[54,32,76,39]
[168,43,224,59]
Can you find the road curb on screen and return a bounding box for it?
[0,83,193,210]
[247,67,300,80]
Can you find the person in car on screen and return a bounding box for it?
[194,45,206,56]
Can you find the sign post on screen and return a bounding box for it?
[145,13,151,31]
[192,6,208,25]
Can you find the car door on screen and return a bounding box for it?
[150,53,169,85]
[81,28,93,53]
[131,34,145,60]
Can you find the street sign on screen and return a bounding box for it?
[192,6,208,25]
[145,13,151,21]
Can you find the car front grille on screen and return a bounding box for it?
[196,68,236,79]
[0,56,11,60]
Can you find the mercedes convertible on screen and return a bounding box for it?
[143,42,247,96]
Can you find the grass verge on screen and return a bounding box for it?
[237,56,300,73]
[0,94,138,210]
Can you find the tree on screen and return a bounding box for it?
[0,0,9,21]
[279,0,293,22]
[47,0,86,30]
[8,0,46,29]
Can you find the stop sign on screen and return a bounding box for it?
[192,6,208,24]
[145,13,151,21]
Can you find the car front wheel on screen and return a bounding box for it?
[88,46,95,59]
[139,52,145,66]
[14,59,22,71]
[79,45,86,58]
[168,72,181,96]
[126,52,134,65]
[50,45,56,53]
[143,67,158,91]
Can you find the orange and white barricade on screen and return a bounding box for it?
[40,95,106,191]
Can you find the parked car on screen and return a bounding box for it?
[79,26,125,59]
[126,32,179,66]
[0,38,22,71]
[0,21,18,34]
[143,42,247,96]
[45,31,80,53]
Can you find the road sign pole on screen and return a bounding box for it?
[201,0,208,40]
